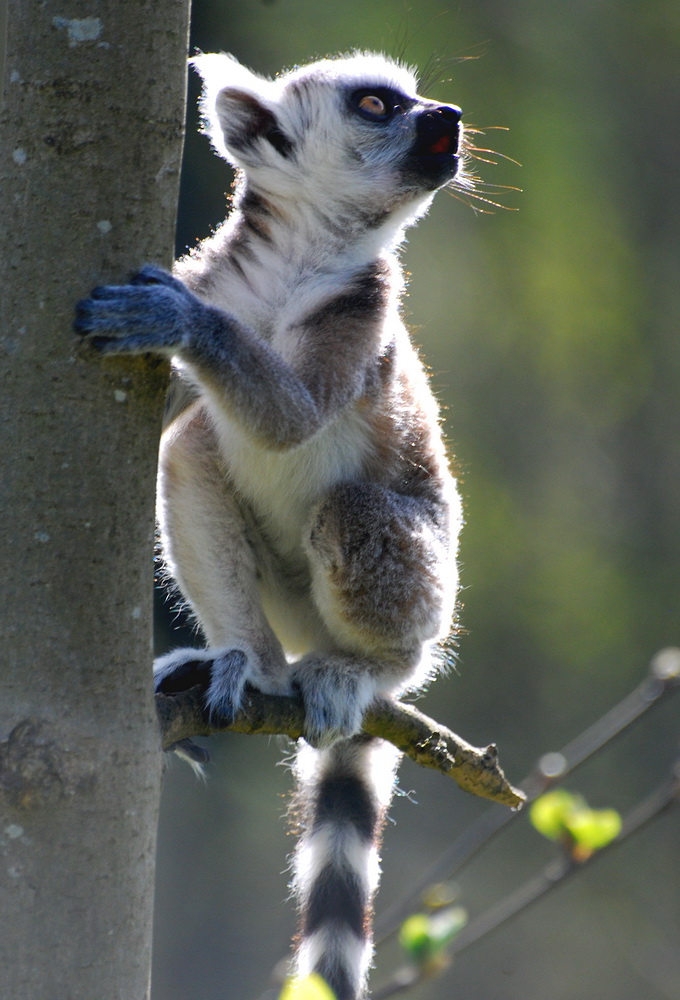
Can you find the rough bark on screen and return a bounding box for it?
[0,2,189,998]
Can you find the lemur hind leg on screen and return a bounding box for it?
[291,481,451,747]
[154,402,290,718]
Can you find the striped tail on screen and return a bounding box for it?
[292,736,401,1000]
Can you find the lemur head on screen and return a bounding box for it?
[192,52,464,232]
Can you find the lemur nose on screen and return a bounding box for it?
[436,105,462,124]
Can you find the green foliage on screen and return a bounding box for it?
[399,907,468,972]
[530,788,622,859]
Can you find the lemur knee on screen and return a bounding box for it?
[306,483,447,649]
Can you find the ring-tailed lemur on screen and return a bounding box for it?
[75,51,466,1000]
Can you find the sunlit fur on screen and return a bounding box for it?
[77,51,466,1000]
[172,52,463,1000]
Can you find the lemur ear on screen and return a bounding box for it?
[215,89,294,159]
[190,53,291,162]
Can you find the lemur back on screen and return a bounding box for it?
[75,50,466,1000]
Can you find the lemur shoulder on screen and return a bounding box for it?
[76,50,468,1000]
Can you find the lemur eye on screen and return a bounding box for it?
[358,95,388,118]
[351,87,410,122]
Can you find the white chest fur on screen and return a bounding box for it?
[211,402,375,557]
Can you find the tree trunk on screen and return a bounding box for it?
[0,2,189,997]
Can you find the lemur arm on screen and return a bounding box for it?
[74,265,371,450]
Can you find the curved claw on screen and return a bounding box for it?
[168,738,211,766]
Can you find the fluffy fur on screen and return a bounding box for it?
[75,51,465,1000]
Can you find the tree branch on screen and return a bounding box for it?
[155,684,525,809]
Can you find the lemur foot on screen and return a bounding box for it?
[154,646,250,724]
[73,265,204,354]
[156,648,378,748]
[290,657,377,748]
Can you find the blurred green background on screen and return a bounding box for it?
[152,1,680,998]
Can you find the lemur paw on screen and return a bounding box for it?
[74,265,202,355]
[154,646,249,724]
[290,658,376,748]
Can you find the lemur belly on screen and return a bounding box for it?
[209,402,377,657]
[211,401,375,557]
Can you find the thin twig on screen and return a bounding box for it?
[453,763,680,953]
[372,758,680,1000]
[374,647,680,939]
